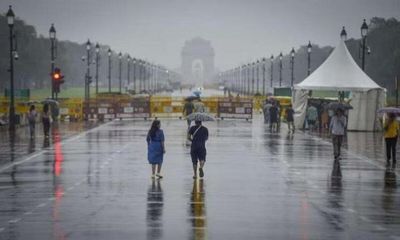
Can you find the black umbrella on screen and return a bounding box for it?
[185,96,199,102]
[326,102,353,110]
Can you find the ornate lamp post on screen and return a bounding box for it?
[132,58,136,93]
[107,48,112,93]
[95,43,100,94]
[279,52,283,87]
[270,55,274,89]
[49,24,56,99]
[307,41,312,76]
[256,60,260,94]
[251,62,255,95]
[290,48,295,87]
[127,55,131,91]
[361,19,368,71]
[7,5,16,130]
[247,63,251,95]
[118,52,122,93]
[82,39,92,121]
[262,58,266,95]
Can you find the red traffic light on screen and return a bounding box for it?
[52,67,65,93]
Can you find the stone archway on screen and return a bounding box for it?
[181,37,215,87]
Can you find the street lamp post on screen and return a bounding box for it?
[138,60,143,92]
[252,62,255,95]
[7,5,16,131]
[290,48,295,87]
[127,55,131,92]
[270,55,274,89]
[262,58,266,95]
[256,60,260,94]
[118,52,122,93]
[95,43,100,94]
[279,52,283,87]
[133,58,136,94]
[49,24,56,100]
[247,64,251,95]
[107,48,112,93]
[361,19,368,71]
[307,41,312,76]
[85,39,91,121]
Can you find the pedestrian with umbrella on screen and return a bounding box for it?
[383,112,399,168]
[187,112,213,179]
[329,108,347,160]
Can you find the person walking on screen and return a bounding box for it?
[269,103,278,132]
[263,100,272,124]
[183,99,195,128]
[285,104,295,133]
[27,105,37,138]
[384,113,399,167]
[146,120,166,179]
[307,105,318,131]
[188,121,208,179]
[42,103,51,138]
[329,108,347,160]
[194,99,205,113]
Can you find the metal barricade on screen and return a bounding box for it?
[218,97,253,120]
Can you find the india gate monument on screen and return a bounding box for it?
[181,37,215,87]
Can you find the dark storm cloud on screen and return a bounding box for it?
[1,0,399,70]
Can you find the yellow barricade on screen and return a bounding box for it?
[202,97,219,115]
[150,96,173,118]
[59,98,83,121]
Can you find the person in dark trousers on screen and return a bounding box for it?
[183,99,195,128]
[329,108,347,160]
[285,104,295,133]
[384,113,399,168]
[42,103,51,138]
[146,120,166,178]
[27,105,37,138]
[188,121,208,179]
[269,103,278,132]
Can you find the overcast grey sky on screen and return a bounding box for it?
[1,0,399,70]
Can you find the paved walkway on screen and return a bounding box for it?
[0,115,399,239]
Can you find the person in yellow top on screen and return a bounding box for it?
[384,113,399,167]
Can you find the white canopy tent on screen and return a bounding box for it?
[292,40,386,131]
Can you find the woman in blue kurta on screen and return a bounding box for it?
[147,120,165,178]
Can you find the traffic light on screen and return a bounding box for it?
[52,67,65,93]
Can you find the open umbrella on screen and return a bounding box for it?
[185,96,199,102]
[186,112,215,122]
[326,102,353,110]
[377,107,400,115]
[41,99,59,105]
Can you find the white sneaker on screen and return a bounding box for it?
[156,174,163,179]
[151,174,156,179]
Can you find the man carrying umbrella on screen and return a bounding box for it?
[187,113,212,179]
[329,108,347,160]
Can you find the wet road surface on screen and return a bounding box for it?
[0,115,399,239]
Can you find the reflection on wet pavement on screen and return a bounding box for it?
[147,179,164,240]
[189,180,206,240]
[0,115,399,239]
